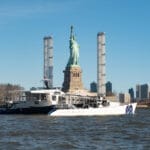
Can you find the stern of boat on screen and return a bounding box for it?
[125,103,137,115]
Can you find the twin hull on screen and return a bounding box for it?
[0,87,137,116]
[0,100,55,114]
[0,105,55,114]
[48,103,137,117]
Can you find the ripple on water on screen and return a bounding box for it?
[0,109,149,150]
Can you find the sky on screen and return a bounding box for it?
[0,0,150,93]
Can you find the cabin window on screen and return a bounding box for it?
[54,92,60,95]
[52,96,56,101]
[34,101,39,104]
[41,94,46,100]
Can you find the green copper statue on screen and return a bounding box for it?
[67,26,80,67]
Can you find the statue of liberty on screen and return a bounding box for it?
[67,26,80,67]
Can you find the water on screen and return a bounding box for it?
[0,108,149,150]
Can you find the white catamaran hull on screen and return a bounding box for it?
[48,103,137,117]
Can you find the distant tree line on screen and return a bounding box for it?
[0,83,24,104]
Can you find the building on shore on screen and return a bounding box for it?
[97,32,106,97]
[43,36,53,89]
[119,93,131,103]
[128,88,134,102]
[136,84,149,101]
[90,81,97,92]
[106,81,112,96]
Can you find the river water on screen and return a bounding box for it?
[0,108,149,150]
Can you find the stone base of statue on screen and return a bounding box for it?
[62,65,83,93]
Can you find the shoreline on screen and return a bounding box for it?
[137,105,149,108]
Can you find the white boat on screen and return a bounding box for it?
[0,88,64,114]
[48,100,137,117]
[0,88,137,116]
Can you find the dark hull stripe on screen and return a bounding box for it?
[0,105,55,114]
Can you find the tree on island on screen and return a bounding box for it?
[0,83,24,104]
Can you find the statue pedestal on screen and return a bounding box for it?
[62,66,83,93]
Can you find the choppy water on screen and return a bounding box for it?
[0,108,149,150]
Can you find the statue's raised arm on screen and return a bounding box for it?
[67,26,80,67]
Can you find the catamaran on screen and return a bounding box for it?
[0,88,137,116]
[48,95,137,117]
